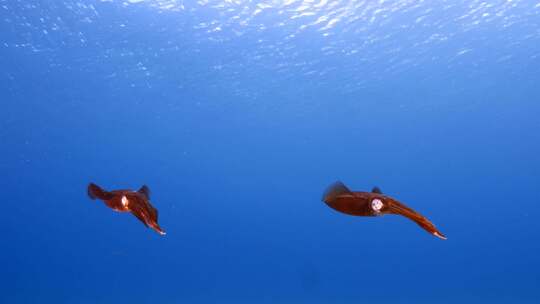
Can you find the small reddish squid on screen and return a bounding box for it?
[322,181,446,240]
[87,183,166,235]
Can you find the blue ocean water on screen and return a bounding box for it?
[1,0,539,303]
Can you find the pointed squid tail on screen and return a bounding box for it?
[387,200,447,240]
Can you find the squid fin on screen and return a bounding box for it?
[138,185,151,200]
[87,183,114,200]
[322,181,352,202]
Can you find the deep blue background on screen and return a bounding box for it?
[1,1,539,303]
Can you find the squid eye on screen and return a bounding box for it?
[371,198,384,211]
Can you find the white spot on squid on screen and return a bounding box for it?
[371,198,384,212]
[121,196,129,208]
